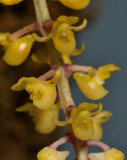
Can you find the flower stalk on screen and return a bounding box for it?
[11,22,38,39]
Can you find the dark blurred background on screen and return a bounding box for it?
[0,0,126,159]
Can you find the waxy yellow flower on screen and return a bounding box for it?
[58,0,90,10]
[0,0,22,5]
[11,70,61,110]
[33,16,87,55]
[54,102,112,141]
[16,103,60,134]
[73,64,120,100]
[37,147,69,160]
[35,103,59,134]
[88,148,124,160]
[0,33,34,66]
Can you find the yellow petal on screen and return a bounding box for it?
[94,111,112,124]
[59,0,90,10]
[92,123,103,141]
[97,64,120,80]
[56,16,79,26]
[37,147,69,160]
[70,19,87,32]
[11,77,38,91]
[16,103,41,116]
[15,103,35,112]
[0,0,23,5]
[97,64,120,73]
[71,102,99,118]
[71,43,85,56]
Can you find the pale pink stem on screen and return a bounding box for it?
[66,64,97,74]
[38,67,57,80]
[66,65,89,73]
[49,135,70,149]
[86,140,110,151]
[11,22,38,39]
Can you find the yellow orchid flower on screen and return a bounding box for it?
[0,33,35,66]
[88,148,124,160]
[73,64,120,100]
[54,102,112,141]
[16,103,60,134]
[11,69,61,110]
[0,0,22,5]
[33,16,87,55]
[37,147,69,160]
[58,0,90,10]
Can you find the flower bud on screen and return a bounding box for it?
[2,34,34,66]
[37,147,69,160]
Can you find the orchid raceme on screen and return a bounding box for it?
[88,148,124,160]
[0,34,35,66]
[73,64,120,100]
[58,0,90,10]
[54,102,112,140]
[32,16,87,55]
[16,103,60,134]
[1,0,125,159]
[37,147,69,160]
[11,69,62,110]
[0,0,22,5]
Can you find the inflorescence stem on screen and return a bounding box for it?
[33,0,88,159]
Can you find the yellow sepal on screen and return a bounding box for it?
[59,0,90,10]
[37,147,69,160]
[2,34,34,66]
[0,0,23,5]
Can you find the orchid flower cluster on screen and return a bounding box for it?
[0,0,125,160]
